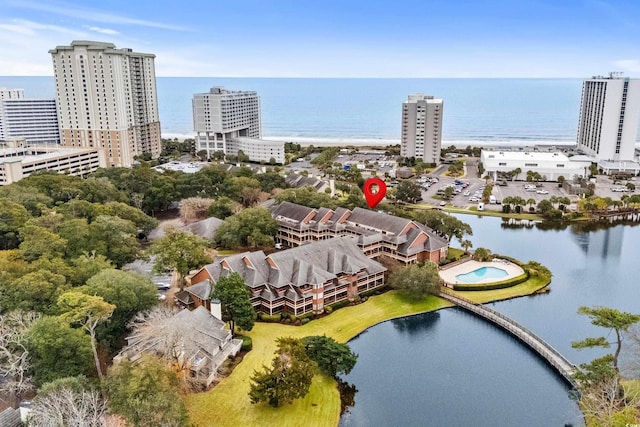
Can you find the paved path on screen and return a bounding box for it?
[440,289,577,387]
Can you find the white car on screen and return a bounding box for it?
[463,190,471,196]
[439,201,447,206]
[536,189,549,194]
[468,197,479,202]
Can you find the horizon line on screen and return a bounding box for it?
[0,74,596,79]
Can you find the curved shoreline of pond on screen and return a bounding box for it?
[185,273,552,427]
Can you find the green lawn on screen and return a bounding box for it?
[409,204,543,221]
[185,280,547,426]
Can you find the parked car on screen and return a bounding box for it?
[439,201,447,206]
[536,189,549,194]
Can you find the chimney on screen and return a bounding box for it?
[210,299,222,320]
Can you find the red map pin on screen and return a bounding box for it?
[363,177,387,209]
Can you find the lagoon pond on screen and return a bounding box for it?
[340,215,640,426]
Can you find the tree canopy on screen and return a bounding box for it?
[388,262,440,299]
[249,337,317,407]
[28,376,108,427]
[396,180,422,204]
[104,354,189,427]
[150,227,212,289]
[572,306,640,372]
[413,209,473,243]
[215,208,278,250]
[302,335,358,377]
[212,272,255,335]
[58,292,115,379]
[83,269,158,351]
[26,316,94,384]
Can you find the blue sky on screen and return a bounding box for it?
[1,0,639,77]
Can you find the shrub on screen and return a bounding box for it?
[329,300,350,310]
[453,272,529,291]
[324,306,333,314]
[240,335,253,352]
[260,313,282,323]
[301,318,310,325]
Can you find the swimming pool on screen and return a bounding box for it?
[455,266,509,283]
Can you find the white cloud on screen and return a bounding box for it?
[7,0,190,31]
[612,59,640,73]
[84,26,120,36]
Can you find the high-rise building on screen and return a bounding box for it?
[193,87,261,155]
[0,88,59,145]
[401,94,443,165]
[193,87,283,163]
[49,41,161,167]
[577,73,640,163]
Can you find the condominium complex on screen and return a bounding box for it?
[577,73,640,164]
[0,88,59,145]
[401,94,443,165]
[270,202,449,265]
[49,41,161,167]
[193,87,284,163]
[189,237,386,316]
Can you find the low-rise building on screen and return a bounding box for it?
[114,306,241,386]
[270,201,449,264]
[189,236,386,316]
[480,150,593,181]
[0,144,107,185]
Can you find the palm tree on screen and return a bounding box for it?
[513,196,526,213]
[461,239,473,254]
[549,195,559,208]
[512,168,522,181]
[526,198,536,212]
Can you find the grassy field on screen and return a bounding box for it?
[184,277,549,427]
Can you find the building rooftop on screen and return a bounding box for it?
[0,146,98,165]
[482,150,572,162]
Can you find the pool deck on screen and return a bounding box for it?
[439,259,525,285]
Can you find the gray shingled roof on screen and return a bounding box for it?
[186,280,212,300]
[271,201,316,223]
[346,207,412,235]
[203,237,386,292]
[268,236,386,279]
[184,217,223,239]
[0,407,21,427]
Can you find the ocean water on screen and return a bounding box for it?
[0,76,603,145]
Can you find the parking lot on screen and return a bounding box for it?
[417,164,638,212]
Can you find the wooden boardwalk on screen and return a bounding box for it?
[440,289,577,387]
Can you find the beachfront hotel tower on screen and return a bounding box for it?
[49,41,161,167]
[0,88,59,145]
[577,73,640,165]
[193,87,283,163]
[193,87,261,155]
[401,94,443,165]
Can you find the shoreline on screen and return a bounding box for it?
[185,277,552,427]
[162,132,579,148]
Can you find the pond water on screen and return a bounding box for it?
[339,216,640,426]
